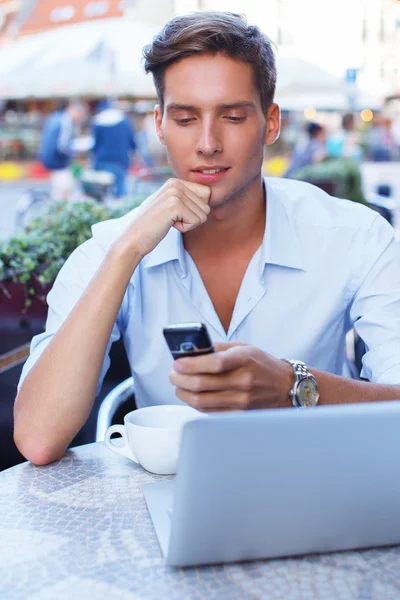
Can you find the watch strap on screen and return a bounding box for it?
[282,359,319,407]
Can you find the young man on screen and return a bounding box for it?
[15,12,400,465]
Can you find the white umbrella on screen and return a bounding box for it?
[276,56,342,95]
[275,90,383,111]
[275,55,383,111]
[0,18,159,99]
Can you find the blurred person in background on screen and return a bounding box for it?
[289,114,367,206]
[39,101,87,201]
[284,121,326,178]
[366,114,396,162]
[392,118,400,159]
[92,99,137,198]
[138,110,168,167]
[327,113,362,160]
[134,112,154,168]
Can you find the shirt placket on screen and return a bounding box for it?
[180,249,267,341]
[227,250,267,339]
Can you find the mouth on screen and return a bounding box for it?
[190,166,230,185]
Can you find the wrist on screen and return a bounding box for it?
[279,359,295,407]
[107,237,144,270]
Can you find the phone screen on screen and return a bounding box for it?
[163,322,214,359]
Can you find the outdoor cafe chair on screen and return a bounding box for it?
[95,376,135,442]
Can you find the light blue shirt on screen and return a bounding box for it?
[19,178,400,407]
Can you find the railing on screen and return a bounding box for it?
[0,343,30,374]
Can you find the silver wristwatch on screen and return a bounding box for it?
[282,360,320,407]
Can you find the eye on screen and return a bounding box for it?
[174,118,195,125]
[224,116,246,123]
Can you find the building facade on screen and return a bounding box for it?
[19,0,124,35]
[0,0,22,43]
[2,0,175,40]
[360,0,400,97]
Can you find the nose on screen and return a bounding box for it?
[196,121,222,156]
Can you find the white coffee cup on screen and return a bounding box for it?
[104,405,205,475]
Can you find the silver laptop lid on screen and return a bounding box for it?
[167,401,400,567]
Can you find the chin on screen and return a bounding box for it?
[209,187,235,207]
[208,195,226,209]
[208,195,233,220]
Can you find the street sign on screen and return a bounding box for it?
[345,68,359,85]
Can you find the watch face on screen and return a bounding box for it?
[298,378,319,407]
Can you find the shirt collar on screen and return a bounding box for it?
[134,177,306,275]
[142,226,187,276]
[261,177,306,273]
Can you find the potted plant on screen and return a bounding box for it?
[290,157,368,205]
[0,195,147,471]
[0,197,143,333]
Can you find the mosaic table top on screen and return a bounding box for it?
[0,442,399,600]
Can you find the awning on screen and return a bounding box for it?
[0,18,159,99]
[275,90,383,112]
[275,55,383,111]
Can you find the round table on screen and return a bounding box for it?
[1,443,399,600]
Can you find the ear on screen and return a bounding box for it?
[264,103,281,146]
[154,104,166,146]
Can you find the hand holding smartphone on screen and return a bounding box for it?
[164,323,235,412]
[163,323,214,359]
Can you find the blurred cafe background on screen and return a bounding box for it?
[1,0,400,470]
[0,0,400,220]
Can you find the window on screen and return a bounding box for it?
[50,6,76,23]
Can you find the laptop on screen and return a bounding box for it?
[143,401,400,567]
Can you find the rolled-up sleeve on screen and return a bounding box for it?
[18,238,122,395]
[349,214,400,383]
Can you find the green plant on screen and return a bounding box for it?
[0,197,144,308]
[291,157,368,205]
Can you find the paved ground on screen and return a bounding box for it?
[0,181,50,240]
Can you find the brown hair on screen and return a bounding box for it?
[143,11,276,114]
[342,113,355,131]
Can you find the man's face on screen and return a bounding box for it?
[155,53,280,210]
[71,105,87,125]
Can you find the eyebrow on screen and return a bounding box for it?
[166,101,255,113]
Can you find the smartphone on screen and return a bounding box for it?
[163,322,214,359]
